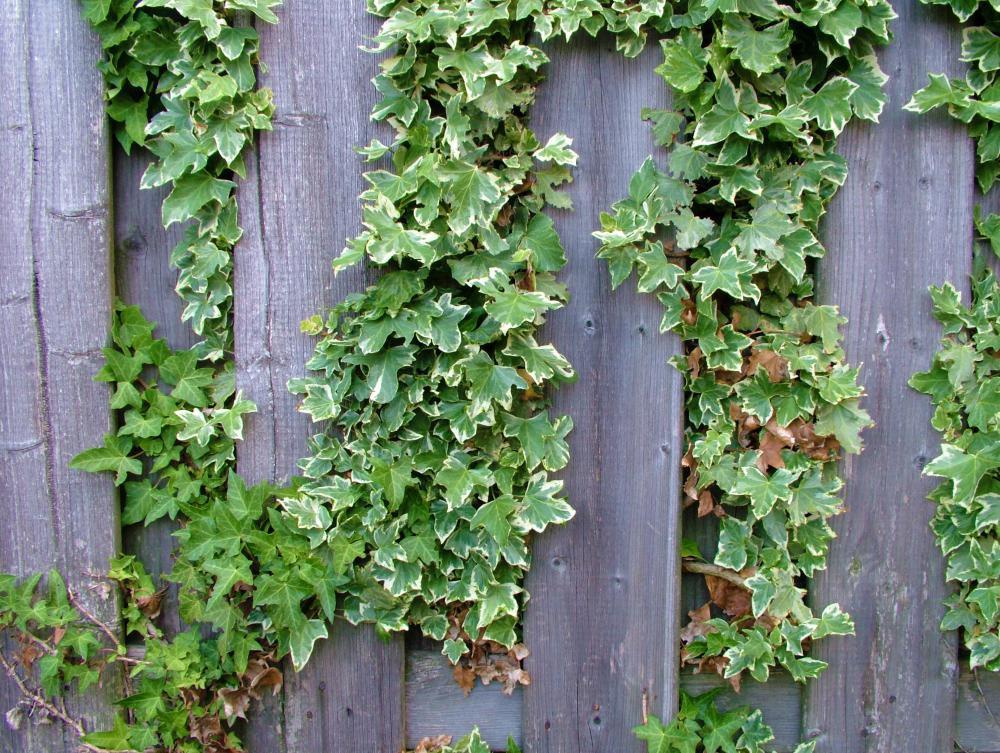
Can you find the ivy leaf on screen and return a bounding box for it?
[634,713,699,753]
[227,0,282,23]
[534,133,578,165]
[70,434,141,485]
[656,30,707,93]
[732,467,795,519]
[692,78,755,146]
[814,399,871,454]
[471,496,516,545]
[440,160,503,234]
[484,284,559,332]
[161,173,235,227]
[517,214,566,272]
[637,244,684,293]
[720,16,791,76]
[434,452,492,509]
[461,351,527,413]
[354,345,416,404]
[846,55,889,122]
[925,441,1000,504]
[514,473,573,531]
[369,454,415,507]
[689,249,759,301]
[962,27,1000,72]
[803,77,859,135]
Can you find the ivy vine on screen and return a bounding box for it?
[593,0,892,684]
[1,0,903,750]
[907,0,1000,672]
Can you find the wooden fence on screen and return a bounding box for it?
[2,2,1000,752]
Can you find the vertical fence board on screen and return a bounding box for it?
[804,7,971,753]
[0,3,119,751]
[114,149,191,638]
[234,5,404,752]
[522,37,685,753]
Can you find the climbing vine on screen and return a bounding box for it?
[634,689,815,753]
[2,0,897,751]
[909,275,1000,671]
[907,1,1000,671]
[594,0,891,684]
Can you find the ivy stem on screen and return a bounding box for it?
[682,561,748,587]
[0,650,104,752]
[67,587,121,649]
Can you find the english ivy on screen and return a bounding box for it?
[907,0,1000,672]
[910,276,1000,670]
[634,689,816,753]
[593,0,892,682]
[83,0,277,356]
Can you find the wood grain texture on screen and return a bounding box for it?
[804,6,972,752]
[114,147,190,638]
[521,37,685,753]
[407,650,523,751]
[406,653,1000,753]
[0,2,119,751]
[233,5,404,752]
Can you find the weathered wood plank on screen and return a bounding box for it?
[114,148,190,638]
[407,649,523,751]
[522,37,685,753]
[406,651,1000,752]
[0,3,119,751]
[234,5,404,752]
[803,6,972,752]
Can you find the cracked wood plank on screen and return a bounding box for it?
[0,3,120,751]
[233,4,404,752]
[803,4,972,752]
[114,148,191,639]
[521,36,685,753]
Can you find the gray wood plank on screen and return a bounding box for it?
[522,37,685,753]
[957,669,1000,753]
[804,6,972,752]
[407,651,1000,752]
[114,147,190,638]
[233,5,404,752]
[407,649,523,751]
[0,2,119,751]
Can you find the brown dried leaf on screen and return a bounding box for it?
[453,663,476,696]
[136,587,167,620]
[218,687,251,720]
[679,603,713,645]
[415,735,454,753]
[697,490,715,518]
[705,574,752,618]
[509,643,529,662]
[687,347,703,379]
[189,712,223,744]
[747,349,790,382]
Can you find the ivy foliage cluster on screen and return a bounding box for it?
[82,0,279,357]
[634,689,815,753]
[3,0,892,751]
[909,275,1000,671]
[592,0,892,684]
[1,558,282,753]
[906,0,1000,672]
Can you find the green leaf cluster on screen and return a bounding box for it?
[593,0,888,681]
[83,0,279,354]
[907,0,1000,674]
[634,689,816,753]
[911,274,1000,670]
[0,571,109,698]
[285,0,603,660]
